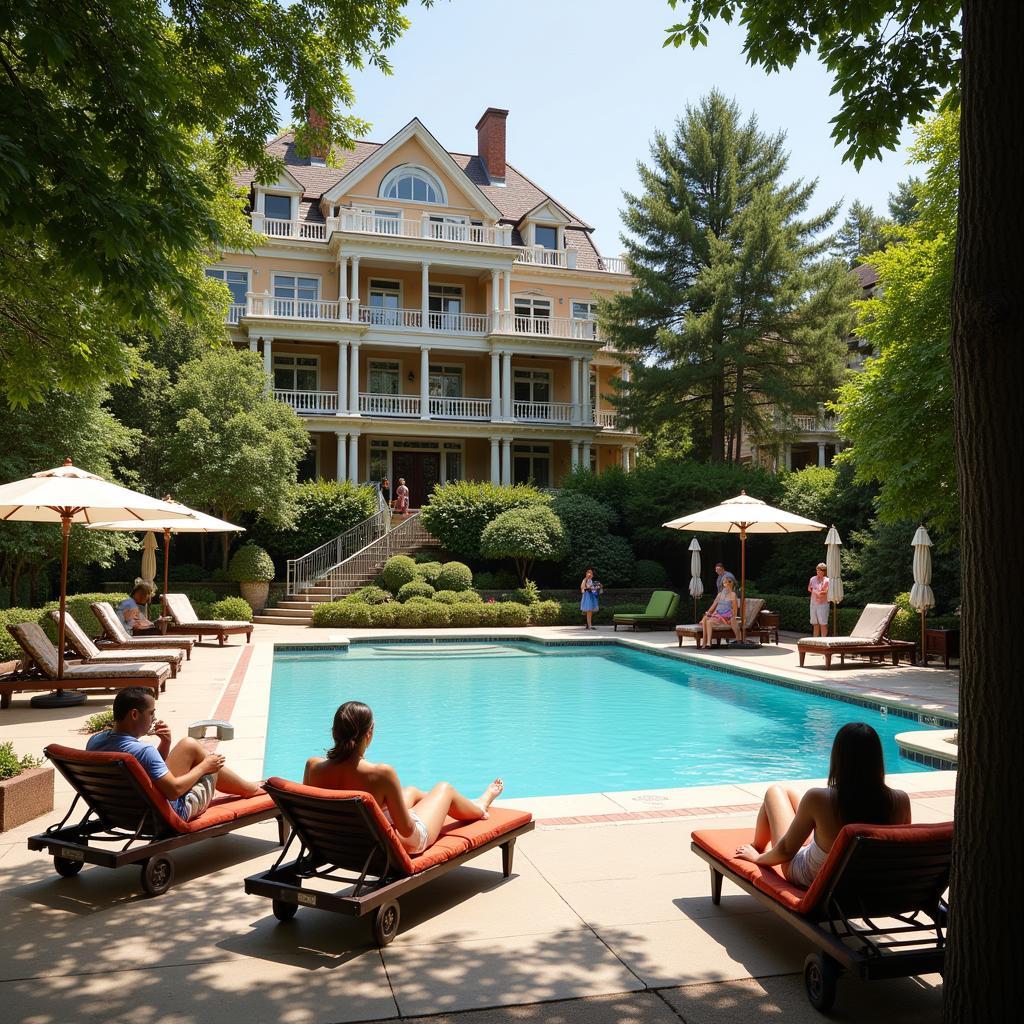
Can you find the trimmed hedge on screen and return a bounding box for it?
[209,596,253,622]
[41,592,131,644]
[415,561,443,586]
[529,599,562,625]
[347,585,393,605]
[0,607,42,661]
[436,561,473,592]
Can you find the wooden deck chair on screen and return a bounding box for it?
[244,778,534,946]
[797,604,900,668]
[163,593,253,646]
[48,609,183,677]
[690,821,952,1011]
[675,598,765,647]
[91,601,194,659]
[2,622,169,710]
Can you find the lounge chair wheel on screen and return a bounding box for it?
[272,898,298,922]
[804,953,839,1012]
[140,856,175,896]
[372,900,400,947]
[53,855,83,878]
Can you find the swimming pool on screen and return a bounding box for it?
[264,641,947,799]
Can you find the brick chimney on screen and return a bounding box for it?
[475,107,508,184]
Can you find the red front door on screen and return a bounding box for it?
[391,452,440,508]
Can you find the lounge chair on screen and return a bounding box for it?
[29,744,284,895]
[797,603,900,668]
[163,593,253,646]
[2,622,170,710]
[690,821,952,1011]
[48,609,184,678]
[675,598,765,647]
[244,778,535,946]
[613,590,680,631]
[91,601,194,659]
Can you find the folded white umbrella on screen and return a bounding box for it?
[141,531,158,585]
[664,492,826,641]
[910,525,935,661]
[0,461,193,705]
[825,525,844,634]
[688,537,704,619]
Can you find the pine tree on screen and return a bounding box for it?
[835,199,890,266]
[888,176,922,226]
[602,91,853,462]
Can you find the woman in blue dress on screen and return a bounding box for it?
[579,568,601,630]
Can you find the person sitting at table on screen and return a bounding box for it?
[117,579,161,636]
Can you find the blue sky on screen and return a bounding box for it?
[290,0,917,257]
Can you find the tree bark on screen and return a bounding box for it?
[945,2,1024,1019]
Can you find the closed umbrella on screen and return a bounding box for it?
[0,460,192,706]
[909,525,935,664]
[141,531,158,587]
[664,491,826,644]
[825,525,844,635]
[688,537,704,620]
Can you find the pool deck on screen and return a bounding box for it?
[0,624,957,1023]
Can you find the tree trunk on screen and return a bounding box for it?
[945,3,1024,1019]
[221,532,231,572]
[709,373,726,462]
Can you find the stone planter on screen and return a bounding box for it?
[0,765,54,832]
[239,581,270,613]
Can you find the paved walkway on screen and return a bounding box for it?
[0,625,957,1023]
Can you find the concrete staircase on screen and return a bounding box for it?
[253,515,435,626]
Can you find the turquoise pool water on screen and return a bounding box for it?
[264,641,943,799]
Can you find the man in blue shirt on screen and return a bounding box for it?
[87,688,260,821]
[714,562,738,594]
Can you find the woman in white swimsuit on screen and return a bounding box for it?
[735,723,911,887]
[304,701,503,856]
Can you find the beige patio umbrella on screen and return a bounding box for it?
[87,497,243,615]
[688,537,704,621]
[909,525,935,663]
[0,460,193,706]
[825,525,844,635]
[141,531,158,587]
[663,491,826,644]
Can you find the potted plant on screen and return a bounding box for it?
[0,741,53,832]
[228,543,275,613]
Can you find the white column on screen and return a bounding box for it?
[582,439,592,471]
[490,270,499,313]
[248,337,257,352]
[338,255,349,307]
[350,256,360,320]
[489,437,500,484]
[622,363,631,383]
[421,262,430,325]
[784,444,793,471]
[501,351,512,419]
[262,338,273,395]
[348,433,359,483]
[420,345,431,419]
[490,351,501,421]
[335,432,347,481]
[570,442,580,469]
[570,356,581,424]
[817,442,827,467]
[582,358,593,423]
[337,342,348,414]
[501,436,512,485]
[349,342,361,416]
[439,449,447,484]
[502,270,511,311]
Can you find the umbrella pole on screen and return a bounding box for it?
[163,528,171,618]
[832,602,837,636]
[740,528,746,642]
[920,609,926,666]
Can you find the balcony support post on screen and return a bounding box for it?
[570,441,580,470]
[502,270,511,312]
[420,345,431,419]
[501,436,512,486]
[248,336,257,353]
[784,444,792,471]
[582,358,593,423]
[337,342,348,415]
[335,431,348,482]
[818,442,827,467]
[582,439,592,471]
[421,262,430,326]
[490,351,501,422]
[338,256,349,317]
[501,351,512,419]
[348,432,360,484]
[262,338,273,396]
[570,356,581,424]
[489,437,500,485]
[349,342,361,417]
[490,270,500,315]
[350,256,360,320]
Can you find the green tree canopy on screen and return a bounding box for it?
[480,506,566,585]
[0,1,418,405]
[888,176,922,226]
[834,199,891,267]
[163,349,309,566]
[603,91,853,462]
[835,107,958,536]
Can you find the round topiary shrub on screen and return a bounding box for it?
[436,561,473,592]
[632,559,671,588]
[398,580,435,602]
[348,585,392,605]
[382,555,418,594]
[209,596,253,622]
[448,603,483,627]
[454,589,482,604]
[227,543,275,582]
[415,561,444,586]
[432,590,459,605]
[529,599,561,625]
[367,603,399,627]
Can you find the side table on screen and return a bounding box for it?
[754,611,780,644]
[924,627,960,669]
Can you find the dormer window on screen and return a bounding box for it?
[264,194,292,220]
[534,226,558,250]
[379,165,446,205]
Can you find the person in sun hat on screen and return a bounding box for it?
[117,578,160,635]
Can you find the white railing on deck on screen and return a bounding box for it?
[356,307,488,334]
[249,293,344,321]
[274,390,339,415]
[514,246,573,268]
[359,392,422,417]
[596,411,618,428]
[599,256,628,274]
[513,401,575,423]
[339,211,512,246]
[791,413,839,433]
[227,303,246,324]
[261,218,327,240]
[358,306,423,329]
[426,310,489,333]
[494,313,598,341]
[429,396,491,419]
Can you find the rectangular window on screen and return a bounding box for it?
[367,280,402,325]
[205,268,249,306]
[369,446,389,484]
[272,274,319,317]
[512,444,551,487]
[513,296,551,335]
[428,284,463,329]
[264,194,292,220]
[368,360,400,395]
[429,364,463,398]
[513,368,551,406]
[445,450,462,482]
[273,355,319,393]
[572,301,597,321]
[534,225,558,250]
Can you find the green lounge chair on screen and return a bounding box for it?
[613,591,680,631]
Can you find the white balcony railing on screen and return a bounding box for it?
[513,401,576,423]
[339,210,513,246]
[358,392,422,417]
[596,411,618,429]
[248,293,344,321]
[492,312,599,341]
[791,413,839,433]
[227,303,246,325]
[514,246,573,269]
[258,217,328,240]
[358,306,423,329]
[274,390,340,414]
[356,307,488,334]
[429,396,492,419]
[598,256,628,274]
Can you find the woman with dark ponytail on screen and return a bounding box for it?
[734,723,911,887]
[304,701,503,856]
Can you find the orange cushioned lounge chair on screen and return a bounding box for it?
[28,744,284,896]
[244,778,535,946]
[91,601,194,659]
[690,821,952,1012]
[163,593,253,646]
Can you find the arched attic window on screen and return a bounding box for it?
[379,165,447,205]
